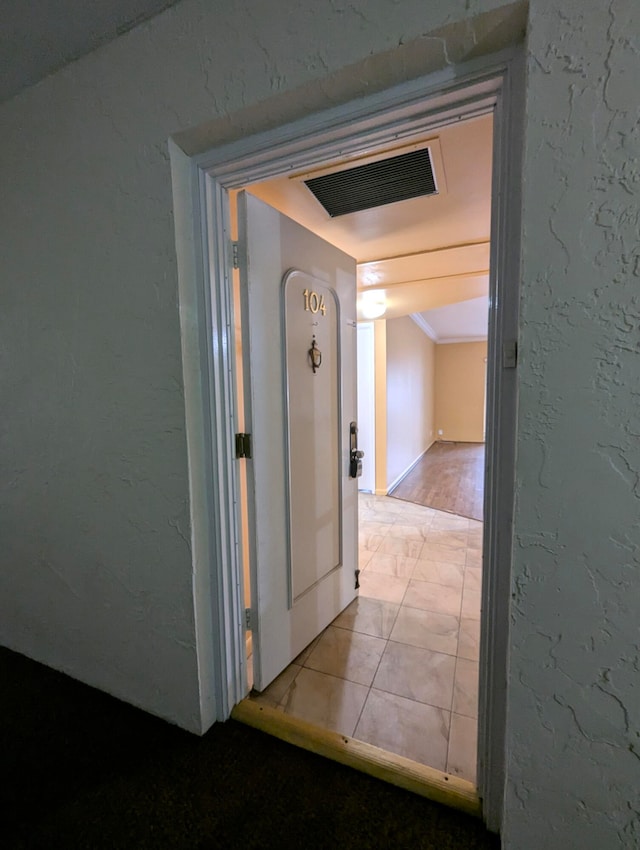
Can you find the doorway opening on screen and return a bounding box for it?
[236,111,492,790]
[182,50,523,829]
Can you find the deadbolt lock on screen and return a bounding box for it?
[349,421,364,479]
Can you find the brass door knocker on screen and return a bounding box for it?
[308,336,322,373]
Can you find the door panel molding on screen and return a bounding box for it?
[174,45,523,831]
[283,270,343,605]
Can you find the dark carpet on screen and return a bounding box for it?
[1,646,500,850]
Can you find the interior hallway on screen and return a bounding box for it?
[250,493,482,784]
[390,442,485,521]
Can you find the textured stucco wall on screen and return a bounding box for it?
[504,2,640,847]
[0,29,201,727]
[0,0,513,735]
[0,0,638,843]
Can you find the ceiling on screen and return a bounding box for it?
[247,113,493,338]
[0,0,181,103]
[419,296,490,343]
[3,2,492,342]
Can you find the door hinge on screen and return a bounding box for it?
[503,340,518,369]
[245,608,254,630]
[235,432,252,459]
[355,568,360,590]
[232,241,239,269]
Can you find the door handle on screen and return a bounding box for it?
[349,421,364,479]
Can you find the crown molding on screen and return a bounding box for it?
[410,313,438,341]
[437,335,488,344]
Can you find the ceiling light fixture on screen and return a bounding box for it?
[359,290,387,320]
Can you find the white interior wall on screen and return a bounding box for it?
[0,0,637,844]
[385,317,436,489]
[356,323,376,493]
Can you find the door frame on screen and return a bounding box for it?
[173,45,524,831]
[356,322,376,494]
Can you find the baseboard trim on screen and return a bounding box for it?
[387,441,434,494]
[232,699,481,818]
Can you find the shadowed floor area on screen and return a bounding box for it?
[0,646,500,849]
[390,442,485,521]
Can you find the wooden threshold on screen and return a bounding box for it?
[231,698,481,819]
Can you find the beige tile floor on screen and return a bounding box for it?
[250,493,482,784]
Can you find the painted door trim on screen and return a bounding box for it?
[172,45,523,831]
[356,322,376,494]
[478,49,524,832]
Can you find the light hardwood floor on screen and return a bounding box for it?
[390,442,485,522]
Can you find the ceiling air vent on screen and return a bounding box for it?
[304,147,437,217]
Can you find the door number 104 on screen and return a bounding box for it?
[303,288,326,316]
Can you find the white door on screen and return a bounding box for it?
[237,191,360,691]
